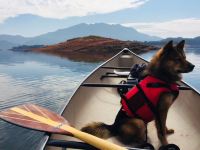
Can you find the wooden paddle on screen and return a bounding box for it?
[0,104,126,150]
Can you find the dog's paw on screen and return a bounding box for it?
[166,128,174,134]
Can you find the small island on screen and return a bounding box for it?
[31,36,157,62]
[10,45,44,52]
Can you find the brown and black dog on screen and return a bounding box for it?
[81,40,195,146]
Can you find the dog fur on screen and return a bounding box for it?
[81,40,195,146]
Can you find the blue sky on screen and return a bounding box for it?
[0,0,200,38]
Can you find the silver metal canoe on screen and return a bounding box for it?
[44,49,200,150]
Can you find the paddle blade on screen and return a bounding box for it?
[0,104,72,135]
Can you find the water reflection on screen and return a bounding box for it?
[0,50,100,150]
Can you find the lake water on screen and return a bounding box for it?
[0,50,100,150]
[0,47,199,150]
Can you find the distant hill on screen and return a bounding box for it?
[0,23,161,50]
[32,36,157,62]
[25,23,161,45]
[0,35,31,50]
[147,36,200,46]
[0,34,30,45]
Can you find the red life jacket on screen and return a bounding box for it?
[121,76,179,123]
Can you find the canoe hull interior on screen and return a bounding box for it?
[45,50,200,150]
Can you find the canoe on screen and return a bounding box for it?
[43,49,200,150]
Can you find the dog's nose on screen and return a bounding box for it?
[190,64,195,70]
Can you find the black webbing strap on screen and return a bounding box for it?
[136,84,164,136]
[136,84,158,116]
[147,83,171,88]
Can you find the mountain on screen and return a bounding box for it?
[0,40,18,50]
[33,36,157,62]
[0,23,162,50]
[0,34,32,50]
[0,34,30,45]
[26,23,161,45]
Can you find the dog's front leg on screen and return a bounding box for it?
[156,94,174,145]
[155,111,168,145]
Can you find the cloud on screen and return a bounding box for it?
[123,18,200,38]
[0,0,148,23]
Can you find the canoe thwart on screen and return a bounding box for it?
[105,72,116,75]
[101,66,131,70]
[81,83,191,90]
[81,83,134,88]
[100,74,128,80]
[178,86,191,90]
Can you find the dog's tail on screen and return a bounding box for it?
[81,122,113,139]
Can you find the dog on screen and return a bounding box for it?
[81,40,195,146]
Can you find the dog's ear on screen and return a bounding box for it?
[176,40,185,51]
[163,40,173,49]
[163,40,173,51]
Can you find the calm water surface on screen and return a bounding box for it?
[0,50,100,150]
[0,46,199,150]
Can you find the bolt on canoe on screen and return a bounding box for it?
[42,48,200,150]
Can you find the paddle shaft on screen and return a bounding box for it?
[11,107,127,150]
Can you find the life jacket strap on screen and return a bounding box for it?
[147,82,171,88]
[136,84,158,116]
